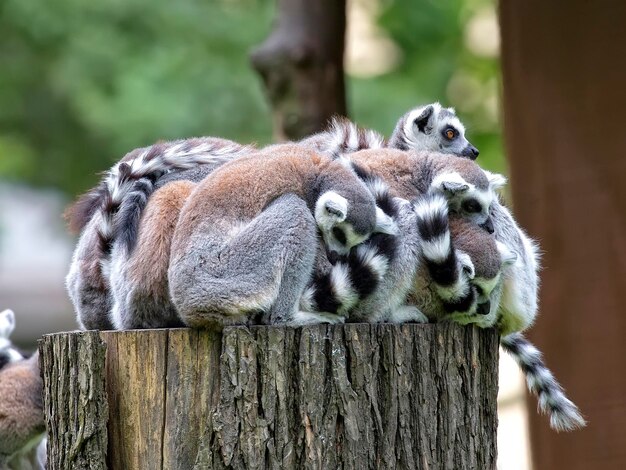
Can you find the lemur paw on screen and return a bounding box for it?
[388,305,429,324]
[457,251,475,279]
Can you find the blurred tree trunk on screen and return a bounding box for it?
[250,0,347,141]
[499,1,626,469]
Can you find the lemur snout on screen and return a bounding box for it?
[462,145,480,160]
[477,300,491,315]
[481,217,495,234]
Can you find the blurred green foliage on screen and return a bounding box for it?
[0,0,503,196]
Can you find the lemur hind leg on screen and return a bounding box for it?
[169,193,317,327]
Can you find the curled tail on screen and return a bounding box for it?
[501,333,586,431]
[300,241,391,316]
[413,193,476,314]
[95,137,251,262]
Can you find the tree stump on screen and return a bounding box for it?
[40,323,499,469]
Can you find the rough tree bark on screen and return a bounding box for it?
[499,1,626,468]
[40,324,498,469]
[250,0,347,141]
[39,331,108,470]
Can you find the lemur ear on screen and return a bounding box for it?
[497,241,518,266]
[374,207,398,235]
[413,105,434,133]
[441,181,470,194]
[0,309,16,339]
[431,173,471,196]
[484,170,507,190]
[316,191,348,228]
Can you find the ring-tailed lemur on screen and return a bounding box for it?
[388,103,479,159]
[66,104,481,329]
[110,143,392,329]
[301,103,478,160]
[305,192,584,431]
[298,188,478,324]
[0,352,46,469]
[110,146,494,329]
[65,137,253,330]
[0,310,25,370]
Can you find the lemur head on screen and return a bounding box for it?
[429,158,507,231]
[0,310,24,370]
[314,160,397,255]
[450,217,517,324]
[390,103,479,160]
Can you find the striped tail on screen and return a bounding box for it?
[300,241,391,315]
[300,175,397,315]
[301,116,385,159]
[413,193,477,314]
[501,333,586,431]
[94,137,251,262]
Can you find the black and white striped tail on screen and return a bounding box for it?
[302,116,385,159]
[300,241,392,315]
[501,333,586,431]
[413,193,476,313]
[94,138,251,266]
[301,175,397,315]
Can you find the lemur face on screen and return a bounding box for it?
[430,171,495,230]
[401,103,479,160]
[315,191,396,256]
[450,218,517,321]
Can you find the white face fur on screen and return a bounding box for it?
[0,309,23,367]
[315,191,396,255]
[396,103,479,159]
[429,170,506,231]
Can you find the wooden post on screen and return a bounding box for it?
[499,1,626,468]
[40,324,499,469]
[250,0,347,141]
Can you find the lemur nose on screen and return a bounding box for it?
[477,301,491,315]
[481,218,495,234]
[471,147,479,158]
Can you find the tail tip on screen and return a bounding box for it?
[549,407,587,432]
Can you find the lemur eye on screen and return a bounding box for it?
[462,199,482,214]
[332,227,347,245]
[445,128,456,140]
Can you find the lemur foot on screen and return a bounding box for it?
[388,305,429,324]
[289,311,346,326]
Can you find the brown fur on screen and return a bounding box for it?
[63,145,157,234]
[63,186,104,234]
[128,181,195,299]
[0,353,44,462]
[449,216,501,280]
[349,148,490,198]
[172,144,344,246]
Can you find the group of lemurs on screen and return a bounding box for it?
[0,102,584,465]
